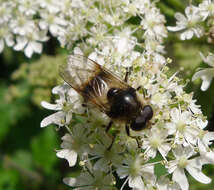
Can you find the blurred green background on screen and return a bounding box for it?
[1,1,214,190]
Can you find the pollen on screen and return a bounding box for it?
[89,143,94,149]
[79,161,85,166]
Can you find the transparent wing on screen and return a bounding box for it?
[59,54,130,113]
[59,54,101,92]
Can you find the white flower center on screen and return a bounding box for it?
[150,136,162,148]
[148,20,155,28]
[0,28,6,38]
[72,138,82,151]
[0,7,6,17]
[176,121,186,132]
[198,130,206,139]
[130,163,140,177]
[63,102,73,112]
[208,3,214,12]
[149,40,158,51]
[178,156,188,168]
[26,32,34,41]
[129,156,143,177]
[47,14,54,24]
[18,16,26,27]
[128,4,137,15]
[152,93,162,103]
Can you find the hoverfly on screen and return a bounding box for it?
[59,54,153,136]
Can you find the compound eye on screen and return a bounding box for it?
[130,116,146,131]
[130,105,153,131]
[143,105,153,121]
[107,88,119,100]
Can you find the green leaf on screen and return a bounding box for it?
[0,168,23,190]
[12,150,33,171]
[31,127,59,175]
[154,163,167,179]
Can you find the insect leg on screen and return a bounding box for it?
[105,121,113,133]
[107,135,116,150]
[136,86,148,100]
[136,86,142,91]
[124,67,132,82]
[125,124,140,148]
[124,71,129,82]
[81,103,89,114]
[105,121,116,150]
[125,124,130,136]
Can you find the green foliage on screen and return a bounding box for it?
[0,167,23,190]
[0,53,67,189]
[8,54,66,106]
[195,81,214,119]
[0,84,30,143]
[31,127,59,175]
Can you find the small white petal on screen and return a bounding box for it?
[165,123,176,135]
[63,177,76,186]
[181,111,191,123]
[128,176,145,190]
[41,101,62,110]
[201,75,214,91]
[206,53,214,67]
[202,151,214,164]
[32,41,42,54]
[193,27,203,38]
[175,12,187,22]
[192,68,214,91]
[117,167,129,179]
[24,42,34,58]
[65,112,73,124]
[157,176,169,190]
[199,52,208,64]
[39,20,48,30]
[186,164,211,184]
[158,143,171,157]
[74,47,83,55]
[5,35,14,47]
[146,148,156,158]
[52,84,69,94]
[50,24,60,36]
[141,164,154,174]
[0,40,4,53]
[56,149,77,167]
[203,132,214,145]
[170,108,180,122]
[14,38,27,51]
[94,158,109,171]
[180,30,193,40]
[168,160,178,174]
[55,17,67,26]
[172,168,189,190]
[40,111,65,127]
[167,25,186,32]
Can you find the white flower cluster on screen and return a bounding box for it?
[168,0,214,91]
[41,52,214,190]
[0,0,166,59]
[35,0,213,190]
[167,0,214,40]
